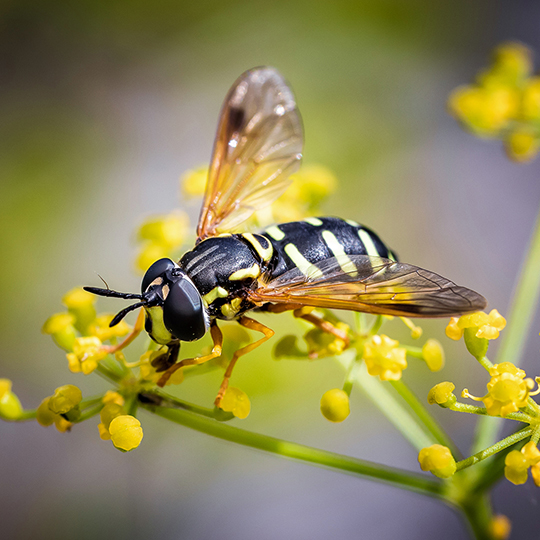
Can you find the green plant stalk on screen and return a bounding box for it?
[142,402,444,498]
[451,402,534,423]
[473,208,540,453]
[390,380,459,456]
[456,426,533,471]
[346,359,435,450]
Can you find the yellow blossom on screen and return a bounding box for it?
[109,415,144,451]
[458,309,506,339]
[136,242,172,274]
[138,212,189,247]
[181,166,208,197]
[464,362,533,417]
[505,441,540,485]
[62,287,97,333]
[66,336,108,374]
[401,317,422,339]
[320,389,350,422]
[42,312,77,351]
[428,382,456,406]
[363,334,407,381]
[36,397,73,432]
[48,385,82,414]
[492,42,533,84]
[219,387,251,419]
[422,339,445,372]
[90,314,131,342]
[418,444,456,479]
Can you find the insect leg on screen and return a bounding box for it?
[293,308,350,345]
[214,316,274,407]
[102,307,145,354]
[157,322,223,387]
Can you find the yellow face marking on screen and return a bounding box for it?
[221,298,242,319]
[203,286,229,305]
[266,225,285,241]
[321,230,357,277]
[284,243,323,278]
[304,217,323,226]
[243,233,273,262]
[145,306,173,345]
[161,284,170,299]
[229,263,260,281]
[358,229,380,258]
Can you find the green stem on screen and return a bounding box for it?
[77,403,103,422]
[141,402,444,498]
[460,493,495,540]
[456,426,533,471]
[346,359,435,450]
[390,380,459,456]
[473,208,540,453]
[451,402,534,423]
[96,363,121,383]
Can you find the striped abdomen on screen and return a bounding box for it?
[263,217,397,278]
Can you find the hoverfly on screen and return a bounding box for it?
[85,67,487,406]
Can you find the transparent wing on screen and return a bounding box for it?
[248,255,487,317]
[197,67,303,239]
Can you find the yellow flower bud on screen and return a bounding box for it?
[48,385,82,414]
[102,391,125,407]
[100,403,125,430]
[138,212,189,247]
[489,515,512,540]
[505,128,539,163]
[427,382,456,406]
[492,42,532,84]
[136,242,172,274]
[0,379,23,420]
[505,449,530,485]
[42,313,77,351]
[62,287,97,333]
[320,389,350,422]
[220,387,251,419]
[418,445,456,479]
[109,415,144,451]
[422,339,445,372]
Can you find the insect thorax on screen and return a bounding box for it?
[179,233,275,320]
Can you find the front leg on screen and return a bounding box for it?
[157,322,223,387]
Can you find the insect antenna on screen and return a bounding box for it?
[109,302,146,327]
[83,286,143,301]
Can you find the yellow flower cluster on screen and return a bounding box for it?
[418,444,456,479]
[136,212,190,273]
[448,42,540,162]
[504,441,540,486]
[363,334,407,381]
[98,396,143,451]
[43,288,131,375]
[463,362,534,417]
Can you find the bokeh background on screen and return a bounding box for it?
[2,1,540,538]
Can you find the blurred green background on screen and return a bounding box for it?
[2,1,540,538]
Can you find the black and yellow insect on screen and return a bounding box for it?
[85,67,486,405]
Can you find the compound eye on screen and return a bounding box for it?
[163,277,206,341]
[141,258,176,294]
